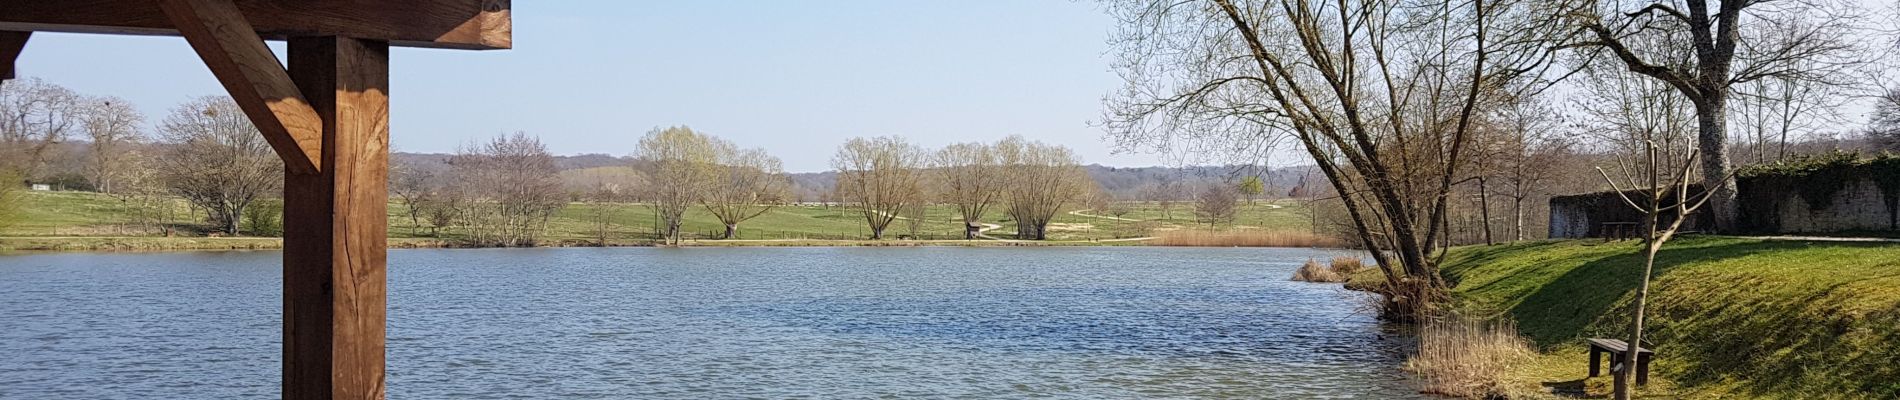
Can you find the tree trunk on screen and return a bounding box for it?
[869,226,884,240]
[1616,237,1662,400]
[1696,94,1739,233]
[722,223,737,240]
[964,223,978,239]
[1512,196,1525,242]
[1479,177,1494,245]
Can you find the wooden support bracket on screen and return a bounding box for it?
[158,0,323,174]
[0,31,27,81]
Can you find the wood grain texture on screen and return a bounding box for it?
[283,36,389,400]
[0,31,25,80]
[0,0,509,50]
[159,0,322,174]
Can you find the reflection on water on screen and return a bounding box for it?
[0,247,1423,398]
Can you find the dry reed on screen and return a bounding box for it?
[1329,256,1365,275]
[1406,315,1535,398]
[1290,259,1348,282]
[1149,230,1341,248]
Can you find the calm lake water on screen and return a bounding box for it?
[0,247,1423,399]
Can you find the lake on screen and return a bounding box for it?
[0,247,1423,398]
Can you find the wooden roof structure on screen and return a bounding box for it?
[0,1,511,399]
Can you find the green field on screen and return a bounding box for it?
[3,190,1315,247]
[1362,237,1900,399]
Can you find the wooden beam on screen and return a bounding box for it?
[0,31,25,80]
[160,0,322,174]
[0,0,509,50]
[283,36,389,400]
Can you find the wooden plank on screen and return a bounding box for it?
[0,31,25,80]
[159,0,322,174]
[283,36,389,400]
[0,0,509,50]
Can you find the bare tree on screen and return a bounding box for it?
[634,126,721,245]
[1733,74,1840,164]
[997,136,1088,240]
[389,157,439,236]
[81,97,144,194]
[448,133,564,246]
[1871,87,1900,150]
[0,78,82,180]
[1558,0,1873,232]
[932,142,1004,239]
[1494,93,1574,242]
[1194,184,1238,227]
[1595,142,1726,400]
[155,96,282,235]
[833,136,925,240]
[1140,181,1181,220]
[1104,0,1559,319]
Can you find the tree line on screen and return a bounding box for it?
[0,80,1123,245]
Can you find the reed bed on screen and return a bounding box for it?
[1290,259,1346,282]
[1148,230,1340,248]
[1406,316,1535,398]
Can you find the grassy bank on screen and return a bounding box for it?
[1356,237,1900,399]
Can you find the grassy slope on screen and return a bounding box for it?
[1412,237,1900,399]
[6,191,1314,244]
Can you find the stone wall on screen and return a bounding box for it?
[1550,162,1899,238]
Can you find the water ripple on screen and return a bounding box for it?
[0,247,1424,399]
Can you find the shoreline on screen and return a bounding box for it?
[0,236,1175,253]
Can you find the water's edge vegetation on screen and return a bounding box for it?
[1350,237,1900,399]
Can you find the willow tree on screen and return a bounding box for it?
[931,141,1003,239]
[703,146,791,239]
[634,126,722,245]
[833,136,924,240]
[997,136,1088,240]
[1557,0,1872,232]
[1104,0,1558,319]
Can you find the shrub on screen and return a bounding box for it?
[1406,316,1535,398]
[242,199,283,236]
[1329,256,1365,275]
[1291,258,1346,282]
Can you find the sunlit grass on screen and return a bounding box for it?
[1355,237,1900,399]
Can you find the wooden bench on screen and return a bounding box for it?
[1599,222,1639,241]
[1587,338,1654,386]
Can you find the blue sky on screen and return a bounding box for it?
[14,1,1168,172]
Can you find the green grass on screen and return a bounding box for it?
[7,191,1315,245]
[1372,237,1900,399]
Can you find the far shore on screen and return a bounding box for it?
[0,236,1179,252]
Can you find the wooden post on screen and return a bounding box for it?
[283,36,390,400]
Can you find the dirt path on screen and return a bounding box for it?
[1068,209,1139,221]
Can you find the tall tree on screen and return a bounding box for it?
[833,136,924,240]
[1560,0,1871,232]
[82,97,144,194]
[0,78,82,180]
[634,126,721,245]
[156,96,282,235]
[703,146,791,239]
[931,141,1004,239]
[1105,0,1559,319]
[997,136,1089,240]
